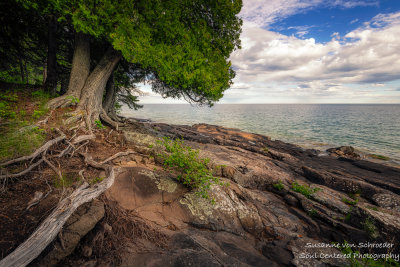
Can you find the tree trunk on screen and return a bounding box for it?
[103,73,118,120]
[19,59,25,83]
[78,47,121,127]
[24,61,28,84]
[44,15,58,95]
[66,32,90,98]
[47,32,90,109]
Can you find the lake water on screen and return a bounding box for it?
[121,104,400,163]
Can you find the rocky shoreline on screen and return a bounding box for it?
[30,122,400,266]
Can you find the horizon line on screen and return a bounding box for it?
[137,103,400,105]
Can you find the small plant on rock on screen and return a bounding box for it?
[272,181,284,191]
[157,137,225,201]
[342,197,359,206]
[291,181,321,199]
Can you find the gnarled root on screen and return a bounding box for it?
[46,95,77,110]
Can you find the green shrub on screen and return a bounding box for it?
[342,197,359,206]
[157,137,224,201]
[291,181,321,199]
[272,181,284,191]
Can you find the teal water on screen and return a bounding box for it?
[121,104,400,163]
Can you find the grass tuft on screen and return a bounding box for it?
[0,121,46,161]
[291,181,321,199]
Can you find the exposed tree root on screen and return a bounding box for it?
[0,166,117,267]
[0,112,140,266]
[71,134,95,145]
[0,159,44,180]
[46,95,76,110]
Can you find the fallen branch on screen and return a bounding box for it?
[0,133,66,167]
[0,159,44,180]
[0,165,116,267]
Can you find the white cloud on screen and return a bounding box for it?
[229,11,400,102]
[240,0,379,27]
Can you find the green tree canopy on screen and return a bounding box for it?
[52,0,242,105]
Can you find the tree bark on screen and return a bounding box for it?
[47,32,90,109]
[19,59,25,83]
[78,47,121,126]
[66,32,90,98]
[44,15,58,95]
[103,73,118,120]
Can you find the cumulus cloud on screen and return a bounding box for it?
[230,11,400,101]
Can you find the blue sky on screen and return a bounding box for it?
[137,0,400,104]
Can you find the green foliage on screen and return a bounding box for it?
[263,147,269,152]
[339,241,399,267]
[0,91,19,119]
[30,90,50,120]
[342,197,359,206]
[272,181,284,191]
[32,109,46,119]
[66,95,80,105]
[45,0,243,106]
[362,217,379,239]
[157,137,224,201]
[95,120,105,129]
[367,206,379,211]
[368,154,390,161]
[0,122,46,161]
[118,93,143,110]
[291,181,321,199]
